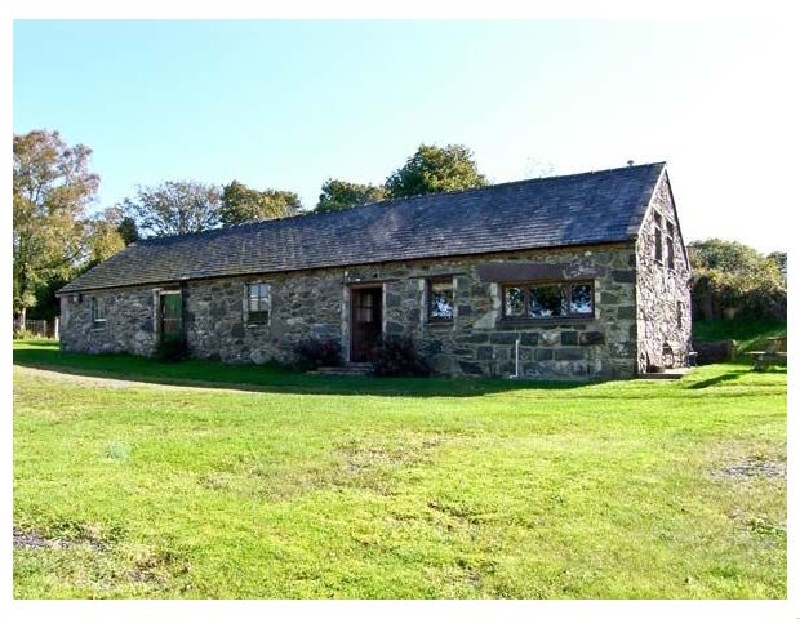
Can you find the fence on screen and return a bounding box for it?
[18,318,60,339]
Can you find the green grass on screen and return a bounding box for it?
[693,318,786,356]
[13,340,786,599]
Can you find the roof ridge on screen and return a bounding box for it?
[134,161,667,244]
[363,161,667,207]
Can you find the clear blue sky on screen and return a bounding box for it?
[13,20,796,253]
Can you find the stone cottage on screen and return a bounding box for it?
[57,162,691,379]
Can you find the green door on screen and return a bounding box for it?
[159,293,183,339]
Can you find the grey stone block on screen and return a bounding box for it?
[476,346,494,360]
[560,331,578,346]
[555,347,585,361]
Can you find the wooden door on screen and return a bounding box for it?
[159,293,183,339]
[351,287,382,362]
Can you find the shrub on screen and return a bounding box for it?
[155,333,189,363]
[689,239,786,322]
[371,335,431,377]
[294,337,343,371]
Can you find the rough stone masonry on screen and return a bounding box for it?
[58,163,691,379]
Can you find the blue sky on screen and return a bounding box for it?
[13,19,796,253]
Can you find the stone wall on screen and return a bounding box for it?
[185,272,343,364]
[635,172,693,371]
[60,287,158,356]
[349,246,639,379]
[61,243,642,379]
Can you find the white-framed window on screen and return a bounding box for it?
[427,278,455,322]
[92,297,106,329]
[245,282,271,325]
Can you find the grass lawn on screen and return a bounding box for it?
[693,318,787,358]
[13,340,786,599]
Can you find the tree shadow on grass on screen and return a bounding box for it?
[14,339,59,348]
[687,370,750,389]
[12,346,600,398]
[687,365,786,389]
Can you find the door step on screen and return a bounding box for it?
[308,363,374,376]
[639,367,692,380]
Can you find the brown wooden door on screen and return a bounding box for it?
[351,287,382,362]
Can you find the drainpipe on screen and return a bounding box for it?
[510,336,521,379]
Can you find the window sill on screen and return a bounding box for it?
[426,320,454,327]
[499,316,595,327]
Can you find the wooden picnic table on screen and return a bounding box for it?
[748,336,787,371]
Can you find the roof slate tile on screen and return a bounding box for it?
[59,162,665,293]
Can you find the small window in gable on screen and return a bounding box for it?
[653,212,663,264]
[665,221,676,270]
[428,278,454,321]
[92,297,106,329]
[246,282,271,324]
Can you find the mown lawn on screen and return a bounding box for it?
[693,318,787,358]
[13,340,786,599]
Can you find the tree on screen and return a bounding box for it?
[117,216,140,246]
[13,129,100,326]
[121,181,221,237]
[385,143,487,199]
[220,180,302,226]
[84,207,126,268]
[767,251,787,281]
[315,179,387,212]
[688,239,786,321]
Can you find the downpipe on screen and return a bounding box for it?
[509,336,521,379]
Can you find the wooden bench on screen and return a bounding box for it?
[748,337,787,371]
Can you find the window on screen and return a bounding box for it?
[665,221,675,270]
[246,282,271,324]
[91,297,106,328]
[502,281,594,320]
[428,278,454,321]
[653,212,663,264]
[677,301,682,329]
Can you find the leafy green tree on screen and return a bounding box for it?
[315,179,387,212]
[767,251,787,279]
[220,180,302,226]
[385,143,487,199]
[688,239,766,273]
[84,207,126,268]
[13,129,100,326]
[117,216,140,246]
[121,181,221,237]
[688,239,786,321]
[27,274,72,321]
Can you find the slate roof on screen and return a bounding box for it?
[59,162,667,293]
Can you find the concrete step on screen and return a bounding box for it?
[308,364,374,376]
[639,368,692,380]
